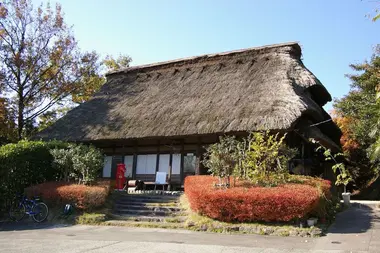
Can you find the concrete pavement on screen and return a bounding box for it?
[0,224,318,253]
[0,203,379,253]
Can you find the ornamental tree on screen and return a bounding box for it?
[0,0,102,139]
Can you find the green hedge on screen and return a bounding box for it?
[0,140,69,205]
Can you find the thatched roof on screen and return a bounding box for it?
[36,42,341,148]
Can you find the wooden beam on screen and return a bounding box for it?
[92,135,224,149]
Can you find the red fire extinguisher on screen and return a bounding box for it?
[116,163,126,191]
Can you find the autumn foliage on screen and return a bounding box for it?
[185,176,330,222]
[332,113,360,155]
[25,180,111,210]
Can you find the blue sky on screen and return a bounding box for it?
[35,0,379,110]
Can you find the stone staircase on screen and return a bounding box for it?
[107,192,187,227]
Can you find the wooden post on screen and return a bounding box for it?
[168,150,173,191]
[180,140,184,184]
[156,140,160,172]
[195,138,201,175]
[110,146,117,179]
[132,141,138,179]
[64,167,68,182]
[121,144,126,166]
[301,142,305,175]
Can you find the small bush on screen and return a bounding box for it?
[185,175,330,222]
[25,180,111,210]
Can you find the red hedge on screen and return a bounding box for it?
[25,180,111,210]
[185,176,329,222]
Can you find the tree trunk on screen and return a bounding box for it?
[17,96,24,140]
[64,166,69,182]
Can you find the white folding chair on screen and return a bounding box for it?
[154,172,168,191]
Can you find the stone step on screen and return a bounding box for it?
[104,220,185,229]
[115,198,180,204]
[115,201,179,207]
[116,194,180,200]
[113,208,185,217]
[108,213,187,223]
[125,190,183,196]
[114,203,183,212]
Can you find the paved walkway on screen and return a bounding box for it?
[314,202,380,252]
[0,202,379,252]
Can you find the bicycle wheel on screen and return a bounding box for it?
[32,202,49,223]
[9,202,26,221]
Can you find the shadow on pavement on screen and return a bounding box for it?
[328,204,378,234]
[0,219,72,232]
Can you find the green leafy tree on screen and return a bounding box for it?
[334,51,380,174]
[50,143,103,184]
[244,131,297,186]
[0,0,102,139]
[358,1,380,166]
[70,144,103,184]
[364,3,380,164]
[202,136,239,187]
[50,146,73,182]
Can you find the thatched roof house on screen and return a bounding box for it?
[37,42,341,185]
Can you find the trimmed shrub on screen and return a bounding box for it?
[25,180,111,210]
[185,175,331,222]
[0,141,69,204]
[0,140,103,210]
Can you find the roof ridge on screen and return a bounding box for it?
[106,41,300,76]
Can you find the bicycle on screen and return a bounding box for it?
[9,195,49,223]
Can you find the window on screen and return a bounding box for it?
[158,154,181,174]
[158,154,170,173]
[184,153,196,176]
[124,155,134,178]
[172,154,181,174]
[136,154,157,174]
[102,156,112,178]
